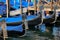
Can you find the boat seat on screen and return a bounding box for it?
[26,10,34,15]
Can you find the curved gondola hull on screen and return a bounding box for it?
[1,24,25,37]
[43,11,55,24]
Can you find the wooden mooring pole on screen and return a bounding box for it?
[0,20,8,40]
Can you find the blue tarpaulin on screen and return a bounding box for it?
[0,24,23,32]
[0,0,33,14]
[0,3,6,15]
[0,15,37,23]
[10,1,33,9]
[6,24,23,32]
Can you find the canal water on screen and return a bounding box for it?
[4,23,60,40]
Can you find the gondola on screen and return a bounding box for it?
[0,0,27,37]
[43,0,60,27]
[0,0,41,26]
[42,0,57,24]
[27,0,57,30]
[0,0,42,37]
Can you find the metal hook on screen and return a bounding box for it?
[51,2,58,23]
[19,0,29,37]
[19,20,28,37]
[35,0,44,29]
[38,4,44,26]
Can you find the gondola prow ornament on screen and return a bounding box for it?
[20,0,29,37]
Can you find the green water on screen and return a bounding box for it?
[2,22,60,40]
[6,31,50,40]
[1,23,60,40]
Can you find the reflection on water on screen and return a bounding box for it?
[5,23,60,40]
